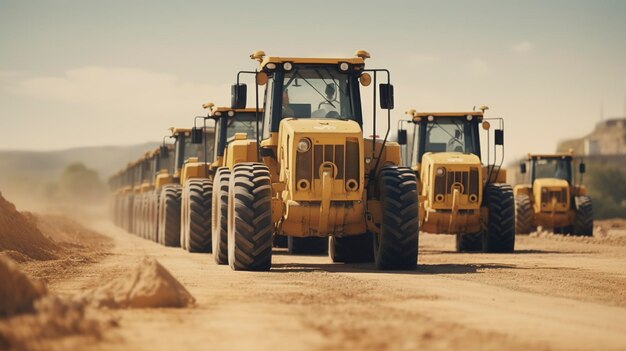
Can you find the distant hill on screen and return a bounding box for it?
[0,142,159,180]
[0,142,159,202]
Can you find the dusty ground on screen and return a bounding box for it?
[15,218,621,351]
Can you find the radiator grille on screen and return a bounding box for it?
[434,167,480,197]
[296,141,359,188]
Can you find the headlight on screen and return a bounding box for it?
[214,112,221,117]
[339,62,349,71]
[266,63,276,70]
[297,138,311,153]
[436,167,445,177]
[283,62,293,71]
[227,110,235,117]
[466,115,473,121]
[542,188,548,193]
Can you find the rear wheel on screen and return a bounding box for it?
[288,237,328,255]
[514,194,533,234]
[483,184,516,253]
[212,168,230,264]
[228,163,273,271]
[456,232,483,252]
[374,166,419,270]
[158,185,181,247]
[330,233,374,263]
[573,196,593,236]
[182,179,213,253]
[273,235,288,248]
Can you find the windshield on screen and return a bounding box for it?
[417,117,480,162]
[186,132,214,163]
[282,65,356,120]
[215,112,257,156]
[532,158,572,183]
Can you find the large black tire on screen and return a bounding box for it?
[573,196,593,236]
[228,163,273,271]
[456,232,483,252]
[483,184,516,253]
[124,194,134,233]
[374,166,419,270]
[181,179,213,253]
[212,168,230,264]
[147,190,159,242]
[158,185,181,247]
[514,194,534,234]
[273,235,288,248]
[287,237,328,255]
[330,233,374,263]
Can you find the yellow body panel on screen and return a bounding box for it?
[417,151,484,234]
[260,56,364,69]
[180,157,211,184]
[154,170,173,189]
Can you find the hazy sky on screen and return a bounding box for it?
[1,0,625,165]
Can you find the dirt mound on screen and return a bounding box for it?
[0,257,113,350]
[0,257,47,318]
[0,295,112,351]
[0,192,60,260]
[78,257,195,309]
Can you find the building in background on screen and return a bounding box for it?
[559,117,626,156]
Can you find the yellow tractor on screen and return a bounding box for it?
[514,152,592,235]
[143,144,175,242]
[397,107,515,252]
[155,126,215,249]
[188,105,261,264]
[219,50,420,271]
[178,122,216,252]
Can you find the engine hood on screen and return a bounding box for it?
[422,152,481,166]
[280,118,362,135]
[533,178,568,189]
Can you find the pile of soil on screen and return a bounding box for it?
[0,258,47,317]
[78,257,195,309]
[0,257,112,350]
[0,192,60,260]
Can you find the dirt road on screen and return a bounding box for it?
[47,220,626,351]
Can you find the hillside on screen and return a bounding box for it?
[0,142,159,205]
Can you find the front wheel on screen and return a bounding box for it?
[182,179,213,253]
[514,194,534,234]
[212,168,230,264]
[374,166,419,270]
[483,184,515,253]
[228,163,273,271]
[572,196,593,236]
[330,233,374,263]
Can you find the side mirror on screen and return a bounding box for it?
[191,127,203,144]
[397,129,407,145]
[379,83,394,110]
[231,83,247,109]
[579,163,586,174]
[494,129,504,145]
[520,162,527,174]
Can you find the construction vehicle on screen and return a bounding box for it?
[218,50,420,271]
[142,144,175,242]
[397,107,515,252]
[179,122,215,252]
[199,105,261,264]
[514,152,593,235]
[156,127,214,248]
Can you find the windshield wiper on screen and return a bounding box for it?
[294,71,336,108]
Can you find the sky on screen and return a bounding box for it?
[1,0,625,165]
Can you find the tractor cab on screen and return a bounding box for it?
[397,107,514,253]
[514,152,591,235]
